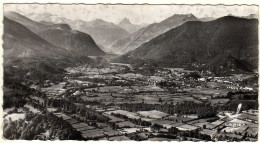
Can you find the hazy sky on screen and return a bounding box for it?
[4,4,259,25]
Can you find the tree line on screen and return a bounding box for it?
[119,101,217,119]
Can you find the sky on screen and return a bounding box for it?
[4,4,259,25]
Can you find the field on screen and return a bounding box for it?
[210,99,230,105]
[4,113,25,121]
[137,110,168,119]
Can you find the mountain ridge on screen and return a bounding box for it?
[24,12,130,50]
[5,11,105,56]
[116,16,258,75]
[112,14,198,54]
[4,16,93,82]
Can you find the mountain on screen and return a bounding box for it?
[71,19,130,49]
[112,14,198,54]
[199,15,258,23]
[3,17,65,61]
[116,16,258,74]
[3,17,92,82]
[5,11,105,56]
[118,18,143,34]
[39,24,105,56]
[25,12,130,50]
[4,11,48,33]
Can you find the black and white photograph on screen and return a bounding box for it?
[2,3,259,141]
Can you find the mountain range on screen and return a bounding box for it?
[112,14,198,54]
[24,12,130,51]
[3,12,107,82]
[5,11,105,56]
[3,17,92,82]
[4,11,258,80]
[3,17,65,61]
[116,16,258,75]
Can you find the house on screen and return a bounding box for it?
[151,120,176,129]
[242,109,258,116]
[198,78,206,82]
[244,137,258,141]
[206,120,225,130]
[225,119,248,127]
[245,127,258,138]
[235,125,248,134]
[115,121,136,128]
[199,129,217,139]
[237,113,258,123]
[81,129,106,140]
[243,87,254,91]
[215,132,243,141]
[183,114,198,119]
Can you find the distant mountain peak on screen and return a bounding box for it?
[243,14,258,19]
[215,15,248,22]
[119,18,132,25]
[93,18,106,23]
[187,13,196,18]
[160,13,198,25]
[113,13,198,54]
[51,23,72,31]
[117,18,144,34]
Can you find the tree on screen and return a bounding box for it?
[151,123,162,132]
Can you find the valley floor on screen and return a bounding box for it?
[3,62,258,141]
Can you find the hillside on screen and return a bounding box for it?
[3,17,92,82]
[5,11,105,56]
[4,11,48,33]
[3,17,65,61]
[112,14,198,54]
[116,16,258,74]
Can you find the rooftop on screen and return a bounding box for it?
[199,129,217,137]
[237,113,258,121]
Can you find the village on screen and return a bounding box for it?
[3,63,258,141]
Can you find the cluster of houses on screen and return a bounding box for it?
[80,101,258,141]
